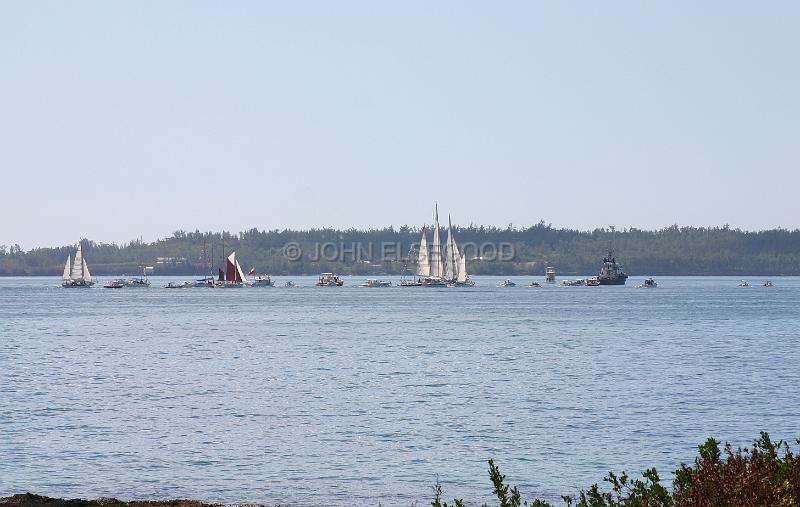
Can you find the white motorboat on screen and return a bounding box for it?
[585,276,600,286]
[739,280,749,287]
[360,278,392,288]
[316,273,344,287]
[499,279,516,287]
[104,279,126,289]
[763,281,773,287]
[637,277,657,288]
[561,279,585,287]
[62,244,95,288]
[528,281,541,287]
[165,281,192,289]
[545,266,556,283]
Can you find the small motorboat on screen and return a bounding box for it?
[499,279,516,288]
[528,281,541,287]
[165,281,192,289]
[125,277,150,288]
[194,276,215,288]
[739,280,750,287]
[316,273,344,287]
[104,279,126,289]
[251,275,275,287]
[561,279,585,287]
[638,277,658,288]
[585,276,600,287]
[763,281,773,287]
[360,279,392,288]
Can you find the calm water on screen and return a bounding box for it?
[1,276,798,505]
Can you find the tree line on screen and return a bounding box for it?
[2,223,799,276]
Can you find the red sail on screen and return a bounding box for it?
[226,252,236,282]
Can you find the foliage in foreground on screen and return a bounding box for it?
[434,433,800,507]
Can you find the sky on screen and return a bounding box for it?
[1,1,798,248]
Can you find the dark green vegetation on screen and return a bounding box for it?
[4,434,798,506]
[2,224,800,276]
[434,433,800,506]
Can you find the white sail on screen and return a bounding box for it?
[71,245,84,280]
[235,259,247,282]
[429,204,443,278]
[62,255,71,280]
[457,248,468,283]
[416,230,430,277]
[82,258,92,282]
[443,217,457,282]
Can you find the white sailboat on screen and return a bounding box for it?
[62,244,95,287]
[443,215,474,287]
[417,205,446,286]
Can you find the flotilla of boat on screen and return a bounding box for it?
[57,231,775,292]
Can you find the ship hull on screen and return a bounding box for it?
[598,277,627,286]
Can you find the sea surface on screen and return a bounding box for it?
[1,276,798,506]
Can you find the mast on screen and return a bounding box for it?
[429,203,443,278]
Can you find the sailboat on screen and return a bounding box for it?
[443,215,474,287]
[215,251,247,288]
[62,244,95,288]
[413,204,447,287]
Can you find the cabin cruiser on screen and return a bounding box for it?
[585,276,600,286]
[739,280,749,287]
[125,267,150,287]
[316,273,344,287]
[360,278,392,288]
[104,279,126,289]
[545,266,556,283]
[165,281,193,289]
[763,281,773,287]
[125,276,150,288]
[638,277,657,288]
[251,275,275,287]
[561,279,585,287]
[421,276,447,287]
[499,279,516,287]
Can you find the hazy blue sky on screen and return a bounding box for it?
[2,1,798,248]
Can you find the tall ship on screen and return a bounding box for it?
[597,250,628,285]
[62,244,95,288]
[406,204,473,287]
